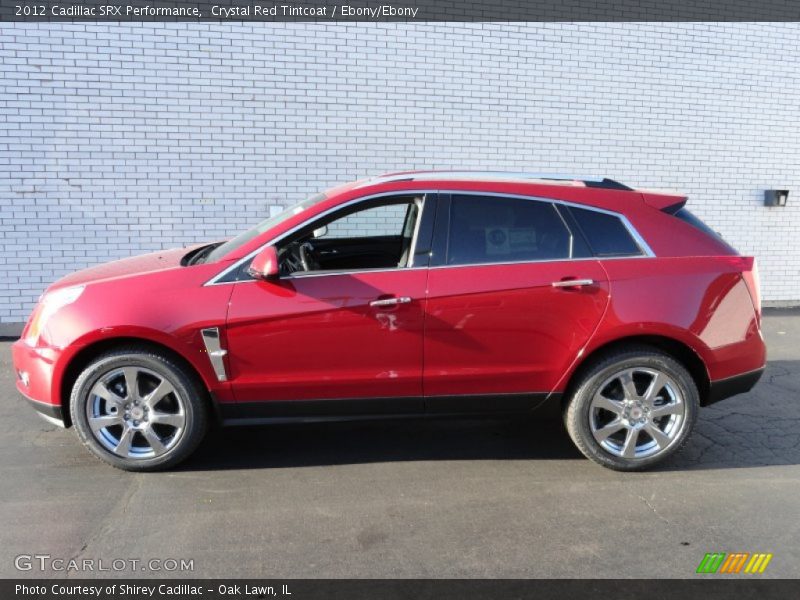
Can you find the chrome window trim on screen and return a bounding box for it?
[204,189,654,286]
[552,203,576,258]
[428,255,636,271]
[405,197,425,268]
[284,266,428,280]
[443,190,655,260]
[204,191,433,286]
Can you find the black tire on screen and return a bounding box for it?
[70,347,208,471]
[564,346,699,471]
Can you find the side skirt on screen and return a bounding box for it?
[217,393,561,426]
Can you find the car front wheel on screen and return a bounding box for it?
[70,347,208,471]
[564,346,699,471]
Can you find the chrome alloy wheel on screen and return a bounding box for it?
[589,367,686,460]
[85,366,186,459]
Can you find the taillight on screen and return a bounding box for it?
[741,257,762,325]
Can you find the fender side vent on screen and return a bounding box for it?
[201,327,228,382]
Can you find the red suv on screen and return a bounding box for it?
[12,172,766,471]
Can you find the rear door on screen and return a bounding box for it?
[423,193,610,411]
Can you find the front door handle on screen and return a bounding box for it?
[370,296,412,307]
[552,278,594,288]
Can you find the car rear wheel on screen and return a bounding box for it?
[70,347,208,471]
[564,346,699,471]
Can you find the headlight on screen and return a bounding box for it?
[24,285,85,346]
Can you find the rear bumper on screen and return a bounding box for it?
[706,366,765,406]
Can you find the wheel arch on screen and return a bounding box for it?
[59,336,215,427]
[562,334,711,408]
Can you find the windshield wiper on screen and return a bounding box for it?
[186,242,223,266]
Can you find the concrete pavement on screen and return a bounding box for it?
[1,310,798,578]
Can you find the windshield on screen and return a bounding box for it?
[205,193,327,263]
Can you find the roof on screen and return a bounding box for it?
[354,170,633,191]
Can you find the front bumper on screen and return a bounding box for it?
[12,339,67,426]
[20,392,66,427]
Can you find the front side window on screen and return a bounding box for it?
[317,203,411,239]
[568,207,643,257]
[275,196,423,275]
[446,195,582,266]
[206,193,327,263]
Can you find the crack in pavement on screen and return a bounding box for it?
[637,494,670,525]
[65,473,144,578]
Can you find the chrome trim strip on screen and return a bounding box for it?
[427,255,644,271]
[552,203,575,258]
[204,188,655,286]
[406,197,425,268]
[286,266,427,280]
[201,327,228,382]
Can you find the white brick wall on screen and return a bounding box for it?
[1,22,799,322]
[325,203,409,238]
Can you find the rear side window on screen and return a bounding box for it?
[446,195,589,266]
[671,208,719,238]
[568,207,643,257]
[668,207,738,254]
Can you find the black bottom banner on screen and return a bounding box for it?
[4,579,800,600]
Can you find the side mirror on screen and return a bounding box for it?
[313,225,328,238]
[247,246,280,280]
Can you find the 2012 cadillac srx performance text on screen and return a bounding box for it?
[12,171,766,471]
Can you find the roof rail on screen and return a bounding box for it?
[359,171,632,191]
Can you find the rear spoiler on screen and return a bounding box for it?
[640,192,688,212]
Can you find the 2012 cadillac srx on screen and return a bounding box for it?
[12,171,766,471]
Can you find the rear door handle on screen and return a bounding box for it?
[370,296,412,307]
[552,278,594,288]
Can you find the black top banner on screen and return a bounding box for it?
[2,0,800,21]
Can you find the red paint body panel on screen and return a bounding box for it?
[424,260,609,397]
[226,270,427,402]
[11,174,767,425]
[551,256,765,395]
[13,251,236,408]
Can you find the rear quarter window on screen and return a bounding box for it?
[668,207,739,254]
[568,207,643,257]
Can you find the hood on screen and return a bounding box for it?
[50,246,201,291]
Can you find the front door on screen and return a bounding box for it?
[224,193,434,414]
[226,270,428,406]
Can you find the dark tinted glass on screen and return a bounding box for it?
[672,208,717,237]
[446,195,572,265]
[670,208,738,254]
[569,207,642,257]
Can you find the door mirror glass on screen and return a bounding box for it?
[313,225,328,238]
[247,246,280,280]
